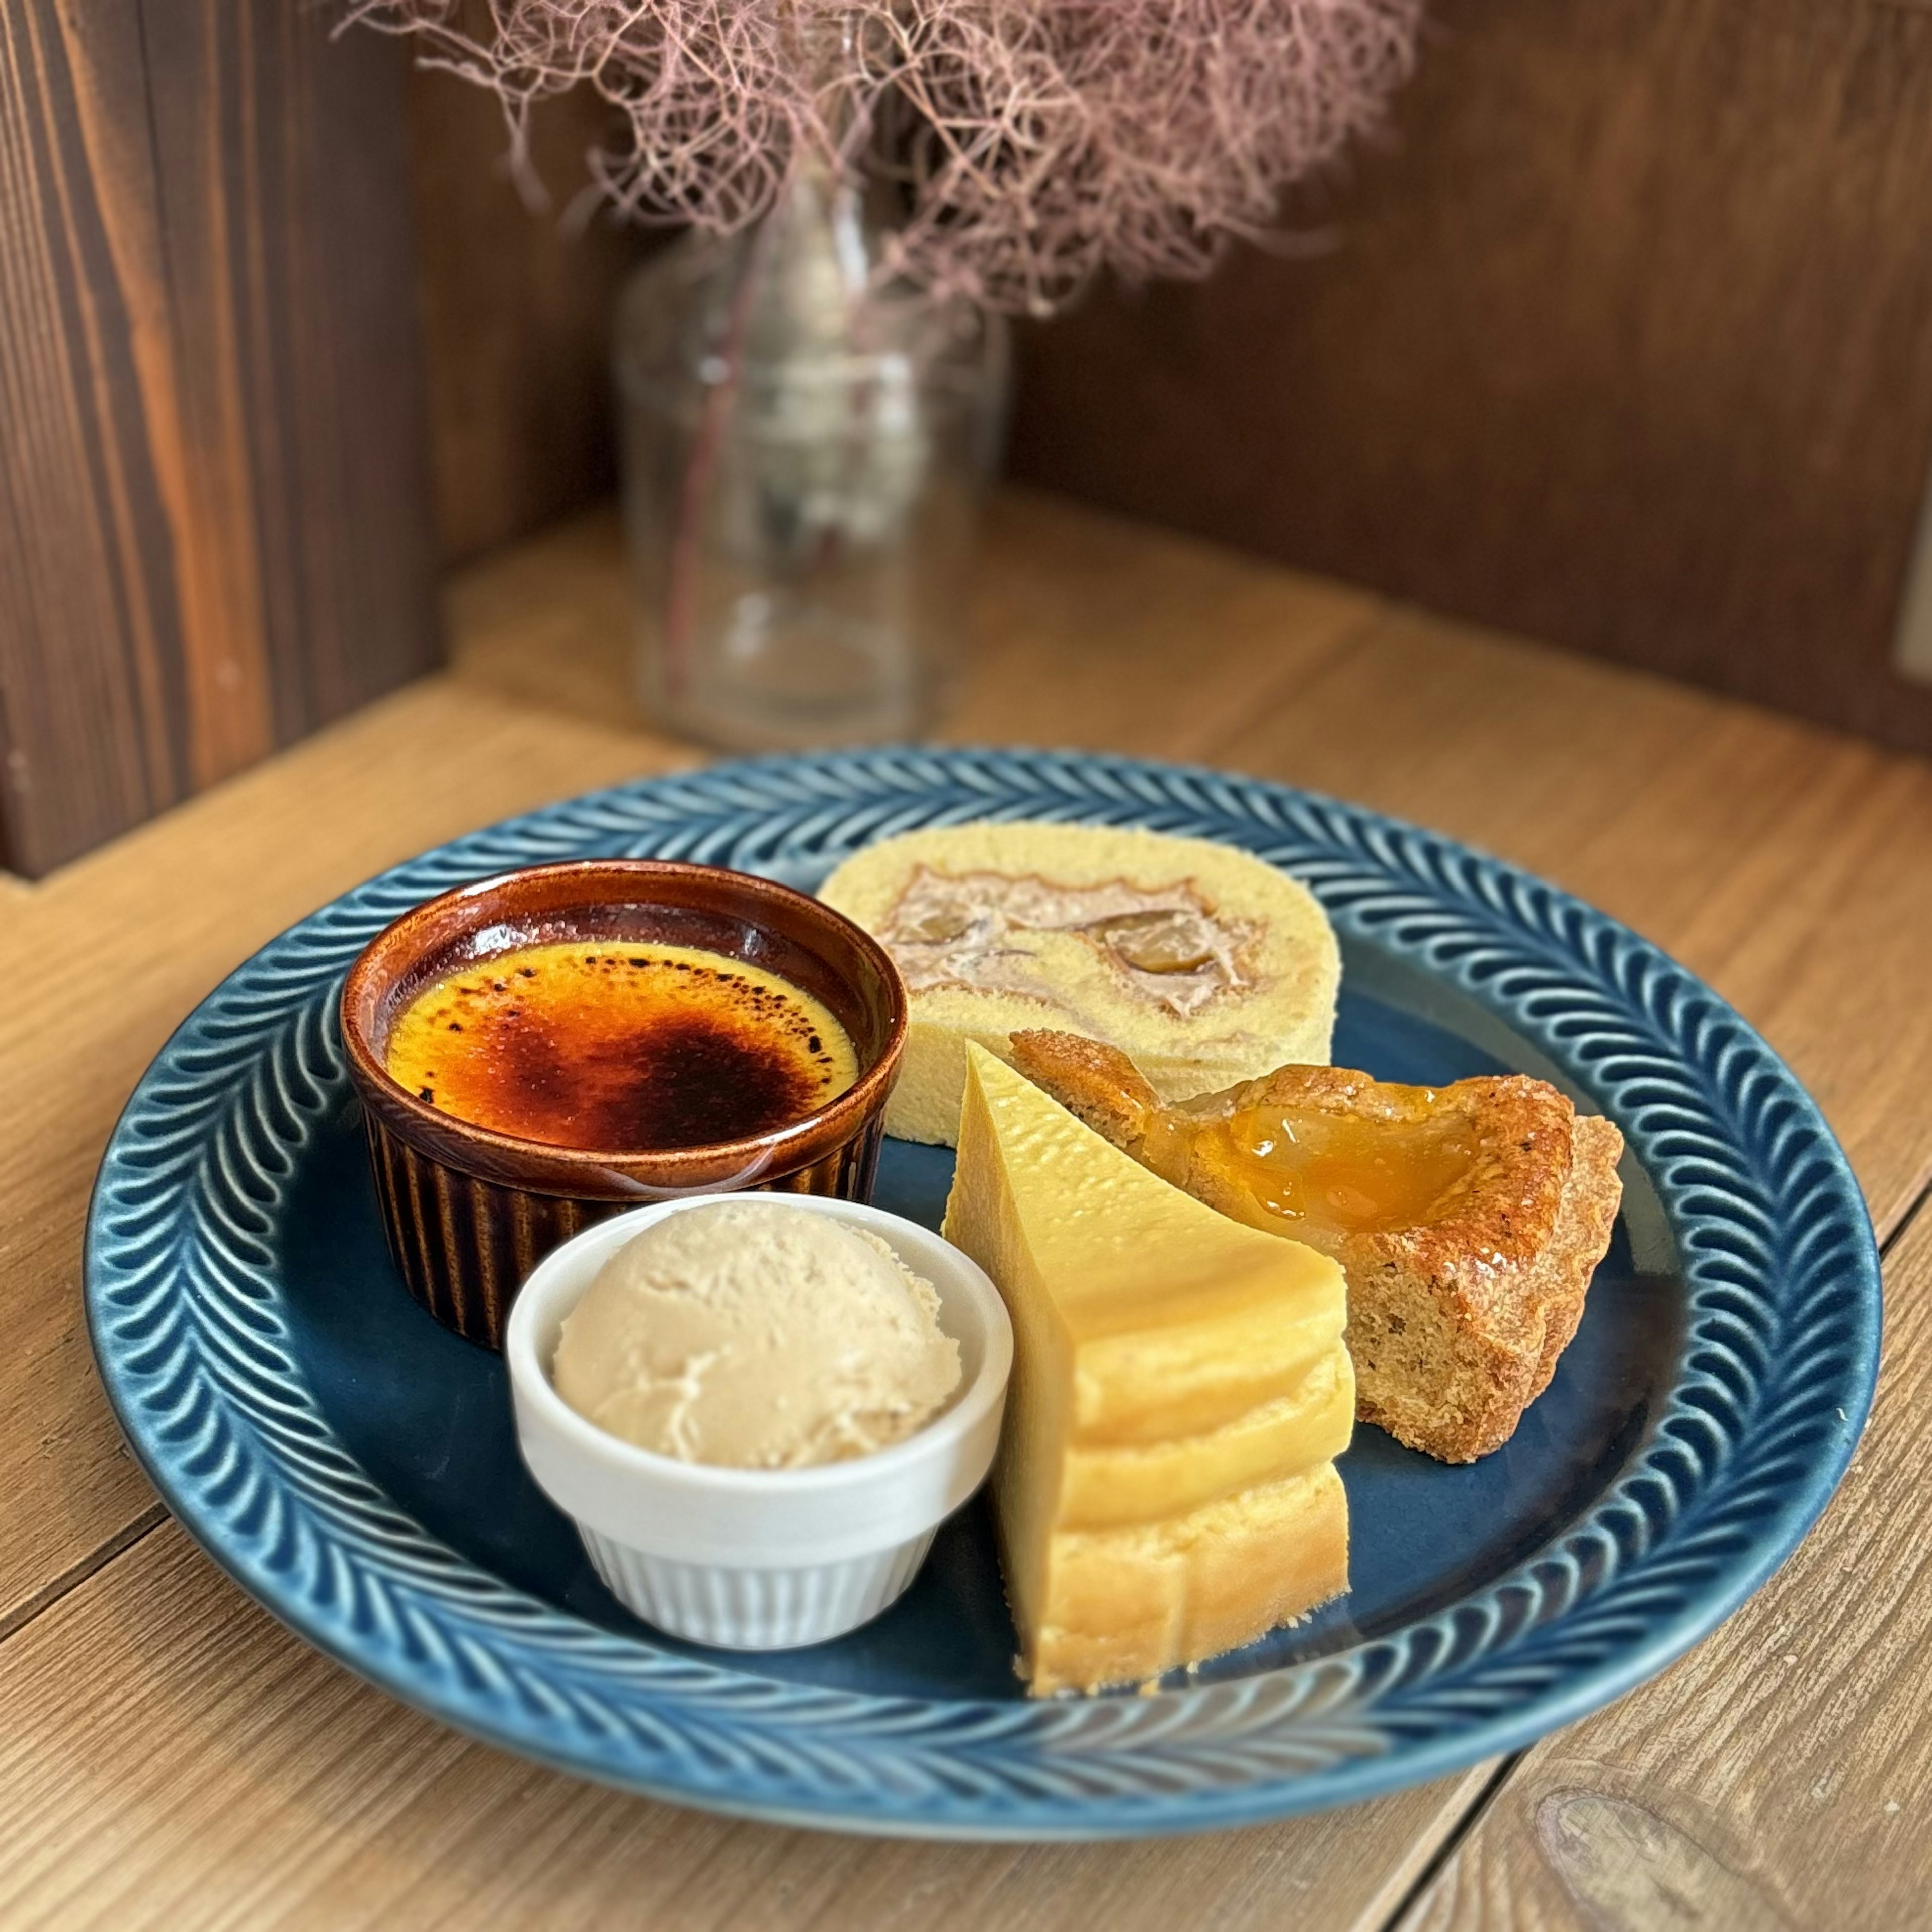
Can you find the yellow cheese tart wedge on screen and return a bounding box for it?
[941,1042,1352,1694]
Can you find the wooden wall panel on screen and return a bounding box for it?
[408,70,648,564]
[0,0,437,877]
[1008,0,1932,756]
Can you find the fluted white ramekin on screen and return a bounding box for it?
[505,1194,1012,1650]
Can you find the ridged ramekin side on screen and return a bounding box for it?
[361,1107,890,1350]
[578,1526,936,1648]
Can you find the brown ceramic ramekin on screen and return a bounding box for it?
[340,860,907,1350]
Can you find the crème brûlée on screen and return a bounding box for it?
[384,940,858,1152]
[941,1042,1352,1695]
[1009,1029,1625,1464]
[818,822,1339,1146]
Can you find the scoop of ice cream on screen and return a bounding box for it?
[551,1202,962,1469]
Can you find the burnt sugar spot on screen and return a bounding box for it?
[588,1015,819,1149]
[463,1003,826,1151]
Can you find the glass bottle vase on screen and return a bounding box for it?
[614,170,1009,750]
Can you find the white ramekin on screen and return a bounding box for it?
[505,1193,1013,1650]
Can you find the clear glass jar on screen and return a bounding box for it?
[614,170,1009,750]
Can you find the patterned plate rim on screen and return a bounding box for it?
[84,747,1881,1839]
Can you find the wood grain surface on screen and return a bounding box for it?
[1010,0,1932,758]
[1397,1201,1932,1932]
[407,67,648,565]
[0,493,1926,1924]
[442,494,1385,758]
[0,0,438,876]
[0,1524,1490,1932]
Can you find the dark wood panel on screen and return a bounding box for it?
[0,0,437,877]
[0,1,190,864]
[1009,0,1932,756]
[407,70,649,564]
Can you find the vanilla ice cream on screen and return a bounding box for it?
[551,1202,962,1469]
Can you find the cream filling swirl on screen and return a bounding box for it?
[876,865,1261,1019]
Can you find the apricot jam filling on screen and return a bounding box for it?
[383,941,859,1153]
[1155,1089,1484,1240]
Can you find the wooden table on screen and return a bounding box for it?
[6,492,1929,1929]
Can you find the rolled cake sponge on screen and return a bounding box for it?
[818,821,1339,1145]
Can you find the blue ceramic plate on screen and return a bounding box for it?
[86,749,1879,1839]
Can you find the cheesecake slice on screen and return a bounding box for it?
[942,1041,1352,1694]
[1009,1029,1625,1464]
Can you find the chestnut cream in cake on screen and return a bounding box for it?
[1010,1030,1624,1464]
[818,822,1339,1145]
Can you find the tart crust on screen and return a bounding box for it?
[1009,1030,1625,1463]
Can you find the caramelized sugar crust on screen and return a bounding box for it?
[1009,1030,1625,1463]
[386,942,859,1154]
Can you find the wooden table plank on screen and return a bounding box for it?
[1394,1201,1932,1931]
[0,1522,1490,1932]
[442,496,1388,761]
[947,494,1384,758]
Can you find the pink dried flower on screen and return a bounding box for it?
[347,1,1422,315]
